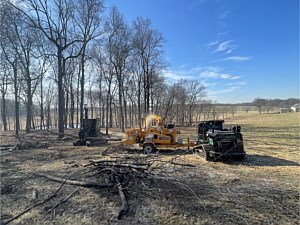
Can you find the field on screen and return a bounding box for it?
[1,112,299,225]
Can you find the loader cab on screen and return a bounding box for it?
[197,120,224,144]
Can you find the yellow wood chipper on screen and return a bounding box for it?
[125,114,194,153]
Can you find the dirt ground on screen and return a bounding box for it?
[1,112,299,225]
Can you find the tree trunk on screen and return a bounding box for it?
[58,49,65,138]
[1,90,7,131]
[143,72,147,116]
[128,102,132,128]
[137,81,141,124]
[76,66,80,128]
[124,99,127,129]
[47,104,50,129]
[105,85,111,135]
[101,99,105,128]
[40,75,44,130]
[13,65,19,135]
[31,114,35,129]
[80,51,85,126]
[64,80,69,128]
[70,83,75,128]
[109,96,113,128]
[122,84,127,129]
[189,105,192,127]
[89,85,94,118]
[118,82,125,132]
[26,84,32,132]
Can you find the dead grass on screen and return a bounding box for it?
[1,112,299,224]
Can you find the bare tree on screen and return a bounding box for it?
[34,55,49,130]
[93,44,114,134]
[73,0,103,125]
[253,97,267,114]
[0,55,10,131]
[8,13,48,132]
[161,84,176,123]
[129,54,143,123]
[44,79,56,129]
[0,1,22,135]
[178,79,206,126]
[62,55,77,128]
[105,7,131,132]
[229,104,237,118]
[132,17,166,116]
[12,0,84,137]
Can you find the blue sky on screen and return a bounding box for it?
[107,0,299,103]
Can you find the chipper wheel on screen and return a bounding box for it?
[143,144,155,154]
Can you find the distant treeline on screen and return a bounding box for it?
[217,98,299,108]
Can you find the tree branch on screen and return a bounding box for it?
[32,172,114,188]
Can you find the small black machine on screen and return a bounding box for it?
[193,120,246,161]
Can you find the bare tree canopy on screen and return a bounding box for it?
[1,0,210,133]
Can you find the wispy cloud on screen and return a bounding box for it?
[162,65,247,101]
[207,86,239,95]
[163,66,242,82]
[199,66,241,80]
[213,40,237,54]
[218,32,228,36]
[227,81,247,86]
[217,56,252,62]
[163,70,194,81]
[205,41,219,48]
[202,82,218,87]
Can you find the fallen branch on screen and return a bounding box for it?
[116,176,129,220]
[2,181,66,225]
[33,172,113,189]
[170,161,196,167]
[91,161,149,170]
[82,160,119,167]
[50,189,79,212]
[86,159,148,166]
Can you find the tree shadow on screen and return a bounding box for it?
[229,154,299,167]
[157,149,193,155]
[124,148,193,156]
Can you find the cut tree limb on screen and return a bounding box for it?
[90,161,149,170]
[116,176,129,220]
[33,172,114,188]
[170,161,196,167]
